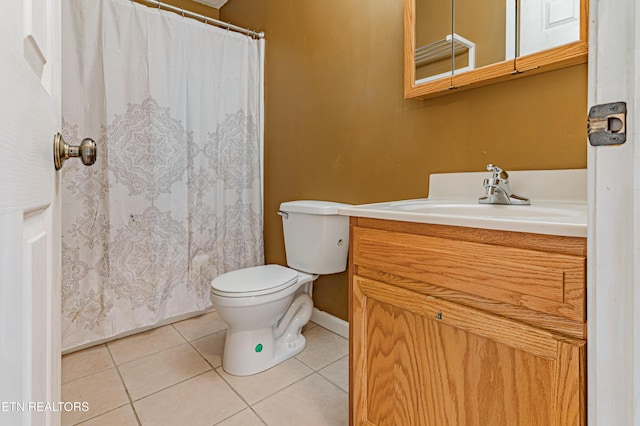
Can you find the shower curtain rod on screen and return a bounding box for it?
[135,0,264,39]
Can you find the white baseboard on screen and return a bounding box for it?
[311,308,349,339]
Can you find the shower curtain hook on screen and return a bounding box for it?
[204,15,208,25]
[181,7,185,18]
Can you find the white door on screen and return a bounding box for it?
[0,1,62,425]
[588,0,640,424]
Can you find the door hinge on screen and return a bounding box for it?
[588,101,627,146]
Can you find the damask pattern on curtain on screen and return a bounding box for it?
[60,0,264,351]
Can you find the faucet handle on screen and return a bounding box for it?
[486,164,508,180]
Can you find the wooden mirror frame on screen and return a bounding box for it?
[404,0,589,100]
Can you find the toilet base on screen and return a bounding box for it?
[216,289,314,376]
[221,327,307,376]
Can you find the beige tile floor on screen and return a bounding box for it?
[61,312,349,426]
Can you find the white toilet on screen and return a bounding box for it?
[211,200,351,376]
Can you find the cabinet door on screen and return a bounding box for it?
[351,276,585,426]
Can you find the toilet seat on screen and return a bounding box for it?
[211,264,299,298]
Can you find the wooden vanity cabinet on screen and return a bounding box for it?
[349,217,587,426]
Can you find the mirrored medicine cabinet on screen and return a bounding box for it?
[404,0,588,99]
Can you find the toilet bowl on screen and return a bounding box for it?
[211,265,316,376]
[211,200,351,376]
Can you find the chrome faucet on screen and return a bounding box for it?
[479,164,530,205]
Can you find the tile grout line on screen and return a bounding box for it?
[124,366,217,405]
[173,322,265,416]
[60,344,117,385]
[240,368,317,407]
[60,344,133,425]
[209,406,269,426]
[211,366,262,408]
[247,406,270,426]
[104,342,143,426]
[180,326,227,371]
[169,322,190,341]
[294,351,347,373]
[184,324,277,426]
[71,403,133,426]
[61,367,112,387]
[316,371,349,396]
[213,369,271,425]
[108,341,187,369]
[170,315,227,343]
[109,325,190,367]
[315,354,349,394]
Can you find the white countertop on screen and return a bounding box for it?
[338,169,587,237]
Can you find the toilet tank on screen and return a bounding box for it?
[279,200,352,275]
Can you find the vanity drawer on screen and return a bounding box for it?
[352,223,586,323]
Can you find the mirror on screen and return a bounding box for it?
[454,0,510,74]
[405,0,588,99]
[413,0,452,84]
[517,0,581,57]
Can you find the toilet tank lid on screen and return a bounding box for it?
[279,200,352,215]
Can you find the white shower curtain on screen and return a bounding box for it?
[60,0,264,351]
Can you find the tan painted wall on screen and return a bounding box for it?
[221,0,587,321]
